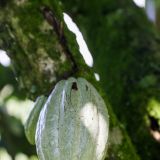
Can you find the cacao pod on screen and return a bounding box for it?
[25,95,47,145]
[36,77,109,160]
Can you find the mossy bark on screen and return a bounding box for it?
[1,0,159,159]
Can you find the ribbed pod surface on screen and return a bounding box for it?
[36,78,109,160]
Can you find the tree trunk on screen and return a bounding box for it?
[0,0,160,159]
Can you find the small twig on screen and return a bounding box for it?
[40,6,78,76]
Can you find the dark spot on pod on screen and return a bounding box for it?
[72,82,78,90]
[86,85,88,91]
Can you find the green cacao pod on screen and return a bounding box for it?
[25,95,47,145]
[36,78,109,160]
